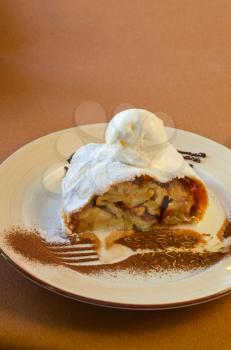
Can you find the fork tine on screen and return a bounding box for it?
[54,250,97,257]
[47,243,95,251]
[59,255,98,262]
[63,257,100,266]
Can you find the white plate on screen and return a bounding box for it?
[0,124,231,310]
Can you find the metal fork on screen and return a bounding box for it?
[44,238,100,266]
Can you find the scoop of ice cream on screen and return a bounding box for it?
[105,109,168,166]
[62,108,198,214]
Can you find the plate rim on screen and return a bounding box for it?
[1,248,230,310]
[1,124,231,167]
[0,125,231,310]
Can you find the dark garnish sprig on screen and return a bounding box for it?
[178,150,206,167]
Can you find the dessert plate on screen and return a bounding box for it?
[0,124,231,310]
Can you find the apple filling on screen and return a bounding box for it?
[64,176,208,234]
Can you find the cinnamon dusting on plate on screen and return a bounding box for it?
[4,227,60,265]
[73,252,224,276]
[116,228,204,251]
[3,225,230,276]
[223,221,231,238]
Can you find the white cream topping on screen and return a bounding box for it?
[62,109,197,214]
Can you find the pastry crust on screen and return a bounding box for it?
[63,175,208,237]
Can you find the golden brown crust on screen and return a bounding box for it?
[217,219,229,241]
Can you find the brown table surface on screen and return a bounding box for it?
[1,1,231,349]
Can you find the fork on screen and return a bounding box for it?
[44,238,100,266]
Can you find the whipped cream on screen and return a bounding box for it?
[62,109,198,214]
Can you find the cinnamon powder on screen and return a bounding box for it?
[116,229,202,251]
[224,221,231,238]
[3,226,230,276]
[74,251,224,276]
[5,227,59,265]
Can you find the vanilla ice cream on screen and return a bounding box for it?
[105,109,169,167]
